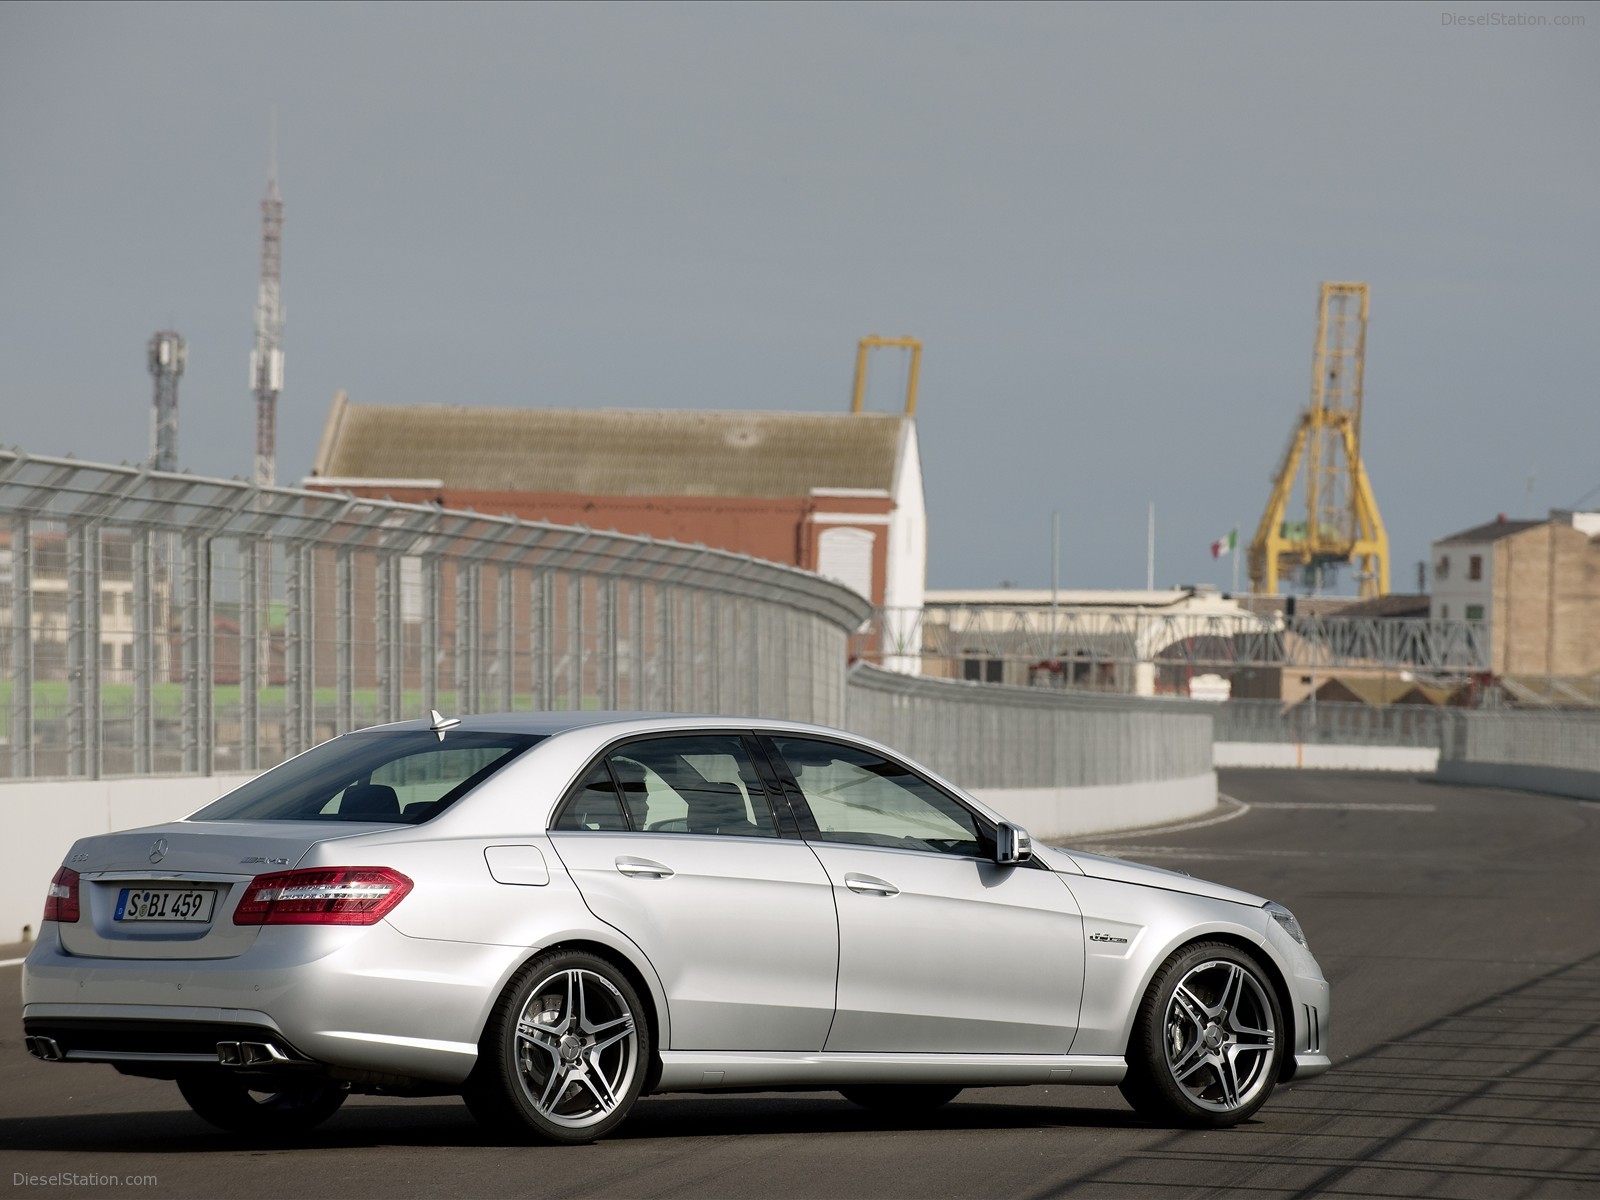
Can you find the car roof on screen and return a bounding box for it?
[359,710,853,739]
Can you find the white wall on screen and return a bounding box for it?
[1215,744,1440,771]
[883,421,927,674]
[1,775,255,943]
[1431,537,1494,623]
[1,768,1219,943]
[972,772,1216,842]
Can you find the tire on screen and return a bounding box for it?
[839,1084,963,1112]
[1119,941,1285,1128]
[464,949,651,1144]
[176,1071,347,1135]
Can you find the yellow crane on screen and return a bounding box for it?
[851,335,922,414]
[1248,282,1390,598]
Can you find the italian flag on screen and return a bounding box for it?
[1210,529,1237,558]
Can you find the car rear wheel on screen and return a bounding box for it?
[176,1071,347,1135]
[1120,941,1285,1128]
[464,949,650,1144]
[838,1084,963,1112]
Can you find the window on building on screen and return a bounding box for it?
[1468,555,1483,581]
[1440,604,1449,620]
[962,657,1003,683]
[1436,555,1450,579]
[1465,604,1484,620]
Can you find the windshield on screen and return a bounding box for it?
[191,731,543,824]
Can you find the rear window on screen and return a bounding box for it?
[191,732,543,824]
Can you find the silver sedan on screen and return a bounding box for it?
[22,712,1329,1142]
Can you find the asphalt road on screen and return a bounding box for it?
[3,770,1598,1199]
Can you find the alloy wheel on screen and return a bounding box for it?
[512,966,640,1129]
[1160,957,1277,1113]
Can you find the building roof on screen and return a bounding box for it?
[311,393,910,500]
[1316,593,1432,619]
[1435,518,1545,545]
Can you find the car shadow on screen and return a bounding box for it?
[0,1093,1150,1153]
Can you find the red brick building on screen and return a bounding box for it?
[306,393,926,667]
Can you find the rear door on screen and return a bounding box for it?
[763,735,1086,1054]
[546,733,838,1053]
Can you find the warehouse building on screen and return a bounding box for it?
[306,392,926,669]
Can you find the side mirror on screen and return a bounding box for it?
[994,822,1033,866]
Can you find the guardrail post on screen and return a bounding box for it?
[181,535,213,776]
[496,565,514,712]
[10,516,33,778]
[532,570,552,711]
[599,577,618,711]
[66,523,103,779]
[455,560,479,714]
[336,547,354,733]
[240,538,260,772]
[421,555,440,715]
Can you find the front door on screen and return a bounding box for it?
[764,735,1085,1054]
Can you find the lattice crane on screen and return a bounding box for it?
[1248,282,1390,598]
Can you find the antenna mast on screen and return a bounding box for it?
[148,331,186,472]
[250,123,284,487]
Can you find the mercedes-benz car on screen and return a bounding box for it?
[22,712,1329,1141]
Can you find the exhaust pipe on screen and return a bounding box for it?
[217,1040,294,1067]
[25,1036,65,1062]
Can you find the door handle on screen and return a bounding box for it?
[615,857,674,879]
[843,873,898,896]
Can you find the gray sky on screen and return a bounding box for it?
[2,1,1594,593]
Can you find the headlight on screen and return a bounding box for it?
[1266,901,1307,947]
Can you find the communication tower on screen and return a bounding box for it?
[147,331,186,473]
[250,167,284,487]
[1248,283,1390,598]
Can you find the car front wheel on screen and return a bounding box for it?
[465,949,650,1144]
[176,1071,347,1135]
[1120,941,1285,1127]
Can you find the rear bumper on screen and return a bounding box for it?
[21,923,526,1085]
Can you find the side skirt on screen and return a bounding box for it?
[654,1052,1127,1093]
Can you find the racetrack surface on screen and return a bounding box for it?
[3,770,1597,1199]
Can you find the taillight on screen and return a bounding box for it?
[233,867,413,926]
[44,867,80,923]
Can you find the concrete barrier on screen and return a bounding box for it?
[0,767,1224,943]
[973,772,1218,842]
[1215,743,1440,772]
[1435,760,1600,802]
[0,775,255,944]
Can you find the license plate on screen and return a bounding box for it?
[114,887,217,923]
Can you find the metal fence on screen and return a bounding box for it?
[1441,710,1600,773]
[0,450,871,781]
[1214,698,1451,748]
[846,664,1215,791]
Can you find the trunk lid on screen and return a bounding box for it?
[57,819,389,960]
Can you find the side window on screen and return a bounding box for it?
[551,762,629,831]
[773,738,982,857]
[551,736,779,838]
